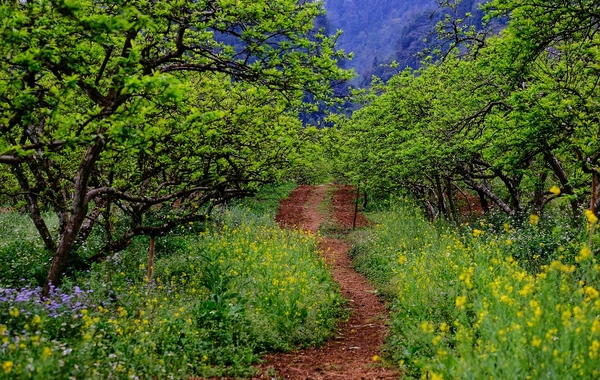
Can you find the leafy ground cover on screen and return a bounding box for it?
[0,184,344,378]
[350,199,600,379]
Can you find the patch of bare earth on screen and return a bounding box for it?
[254,184,399,380]
[330,185,370,230]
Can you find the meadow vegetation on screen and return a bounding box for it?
[350,198,600,378]
[0,184,344,378]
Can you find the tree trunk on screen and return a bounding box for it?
[43,142,104,296]
[453,183,473,215]
[44,218,81,295]
[464,176,512,215]
[434,175,450,220]
[533,172,548,214]
[476,189,490,213]
[496,170,523,214]
[446,179,457,220]
[424,199,437,222]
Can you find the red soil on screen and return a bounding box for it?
[254,184,399,379]
[330,185,370,229]
[455,191,485,216]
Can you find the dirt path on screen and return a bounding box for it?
[257,184,399,379]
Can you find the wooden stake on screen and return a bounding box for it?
[353,183,360,230]
[146,236,155,284]
[591,172,597,213]
[590,172,597,251]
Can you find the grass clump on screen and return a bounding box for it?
[0,184,344,378]
[351,199,600,379]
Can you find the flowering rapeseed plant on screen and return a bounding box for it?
[585,210,598,225]
[0,201,342,378]
[529,214,540,225]
[351,200,600,378]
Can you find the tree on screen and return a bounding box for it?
[0,0,350,295]
[337,0,600,223]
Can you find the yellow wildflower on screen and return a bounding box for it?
[372,355,379,362]
[455,295,468,309]
[9,308,18,318]
[430,372,444,380]
[590,340,600,359]
[473,229,483,237]
[549,186,561,195]
[577,246,593,262]
[529,214,539,225]
[421,321,435,334]
[42,347,52,358]
[440,322,450,333]
[585,286,600,299]
[585,210,599,224]
[2,361,13,374]
[117,306,128,317]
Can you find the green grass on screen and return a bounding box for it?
[349,199,600,379]
[0,211,57,287]
[0,183,345,378]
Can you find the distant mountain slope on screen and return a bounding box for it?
[323,0,487,84]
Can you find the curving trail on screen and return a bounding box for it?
[256,184,399,379]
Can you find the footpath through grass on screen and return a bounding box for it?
[350,199,600,379]
[0,183,345,378]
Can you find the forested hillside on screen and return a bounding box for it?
[324,0,487,83]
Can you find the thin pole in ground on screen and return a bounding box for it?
[146,236,155,284]
[353,183,360,230]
